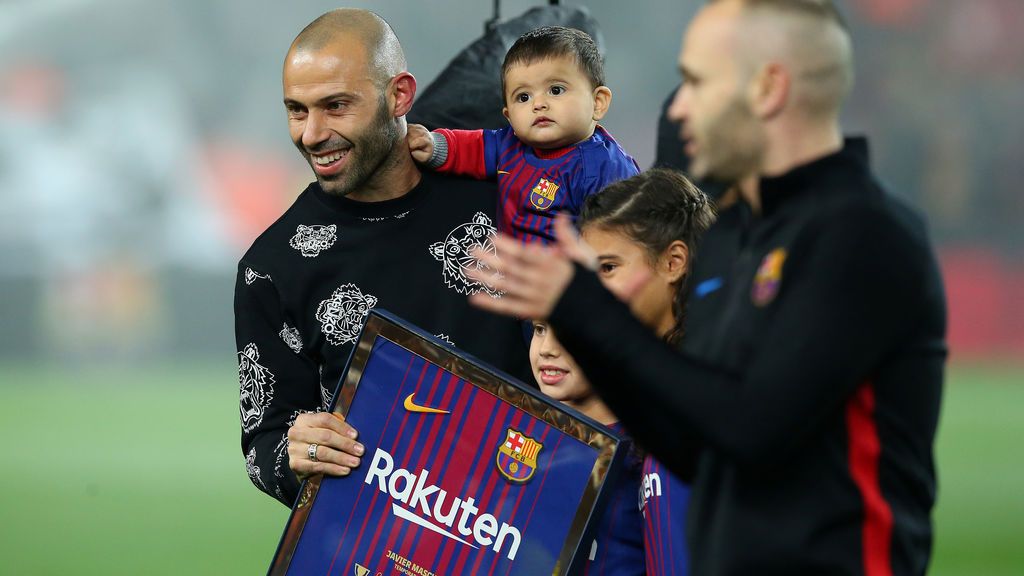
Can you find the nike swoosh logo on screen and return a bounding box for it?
[403,393,450,414]
[497,170,510,175]
[695,277,724,299]
[392,503,478,547]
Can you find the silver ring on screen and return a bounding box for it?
[308,443,319,462]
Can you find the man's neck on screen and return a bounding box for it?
[761,119,843,178]
[345,150,422,203]
[742,119,843,215]
[737,175,761,215]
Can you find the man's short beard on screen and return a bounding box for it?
[698,96,764,184]
[319,94,400,197]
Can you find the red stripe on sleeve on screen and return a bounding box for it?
[845,381,894,576]
[435,129,488,179]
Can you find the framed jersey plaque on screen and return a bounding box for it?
[267,310,628,576]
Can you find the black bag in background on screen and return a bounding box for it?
[408,5,603,131]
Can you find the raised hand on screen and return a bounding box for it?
[407,123,435,164]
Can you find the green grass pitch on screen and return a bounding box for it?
[1,360,1021,575]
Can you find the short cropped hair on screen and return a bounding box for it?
[724,0,853,114]
[501,26,605,99]
[727,0,848,31]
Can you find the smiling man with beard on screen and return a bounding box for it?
[234,8,529,507]
[283,26,404,200]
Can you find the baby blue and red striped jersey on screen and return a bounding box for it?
[640,455,691,576]
[583,422,646,576]
[434,125,639,244]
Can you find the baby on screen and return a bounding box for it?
[409,26,639,244]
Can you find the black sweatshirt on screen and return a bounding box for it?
[549,138,947,575]
[235,171,530,506]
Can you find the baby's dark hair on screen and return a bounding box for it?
[578,168,716,346]
[501,26,604,101]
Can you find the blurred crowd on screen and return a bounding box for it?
[1,0,1021,362]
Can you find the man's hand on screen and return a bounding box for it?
[407,123,434,164]
[287,412,364,480]
[552,214,598,271]
[466,215,582,320]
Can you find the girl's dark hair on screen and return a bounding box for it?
[578,168,716,346]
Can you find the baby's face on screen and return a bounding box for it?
[502,55,606,149]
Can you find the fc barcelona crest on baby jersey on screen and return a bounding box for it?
[497,428,543,483]
[530,178,559,210]
[752,248,787,306]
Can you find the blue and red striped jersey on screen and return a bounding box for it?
[640,455,691,576]
[435,125,639,244]
[582,422,646,575]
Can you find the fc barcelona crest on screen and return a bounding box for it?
[751,248,787,306]
[496,428,543,483]
[530,178,560,210]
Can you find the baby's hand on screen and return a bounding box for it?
[407,124,434,164]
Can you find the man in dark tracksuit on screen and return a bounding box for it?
[545,137,946,575]
[467,1,947,574]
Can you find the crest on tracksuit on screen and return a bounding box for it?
[496,428,543,483]
[529,178,559,210]
[752,248,787,306]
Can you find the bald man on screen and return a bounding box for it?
[466,1,947,574]
[234,9,529,506]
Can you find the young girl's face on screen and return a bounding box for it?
[529,321,593,404]
[582,226,678,338]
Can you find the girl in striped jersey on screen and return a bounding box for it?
[576,169,716,575]
[529,320,645,575]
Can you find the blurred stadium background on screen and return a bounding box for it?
[1,0,1021,574]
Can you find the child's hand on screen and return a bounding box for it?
[407,123,434,164]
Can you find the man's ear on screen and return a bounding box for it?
[748,62,788,120]
[389,72,417,117]
[661,240,690,284]
[592,86,612,121]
